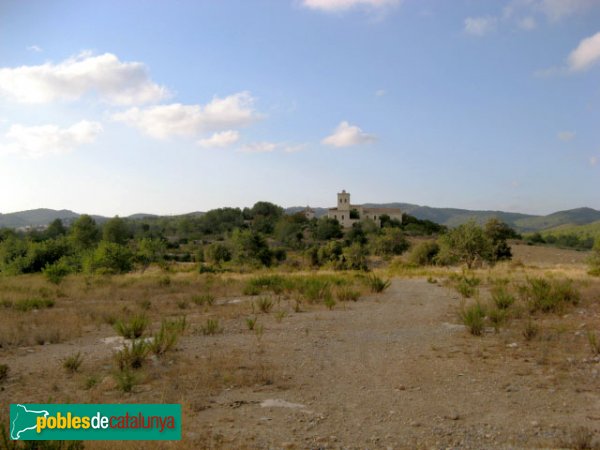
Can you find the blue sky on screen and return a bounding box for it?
[0,0,599,216]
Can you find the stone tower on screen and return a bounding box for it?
[337,190,350,211]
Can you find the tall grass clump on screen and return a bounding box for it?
[336,287,360,302]
[491,286,515,310]
[13,297,55,312]
[459,302,486,336]
[255,297,274,313]
[295,277,332,302]
[200,318,223,335]
[520,277,580,313]
[244,275,289,295]
[149,317,186,356]
[587,331,600,355]
[63,352,83,373]
[114,314,148,339]
[366,274,391,293]
[450,272,480,298]
[115,339,148,370]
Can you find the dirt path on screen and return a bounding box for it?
[189,279,599,449]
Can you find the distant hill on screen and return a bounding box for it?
[2,204,600,233]
[0,209,157,229]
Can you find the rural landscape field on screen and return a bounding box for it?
[2,0,600,448]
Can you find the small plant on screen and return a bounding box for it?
[63,352,83,373]
[587,330,600,355]
[149,322,179,356]
[256,297,274,313]
[157,275,171,287]
[192,293,215,306]
[367,274,391,293]
[487,308,507,333]
[138,299,152,310]
[246,316,257,330]
[427,276,437,284]
[114,368,137,393]
[114,339,148,370]
[336,287,360,302]
[452,272,481,298]
[523,319,539,341]
[324,295,336,310]
[491,286,515,310]
[0,364,8,383]
[254,324,265,341]
[177,299,188,309]
[200,318,223,336]
[114,314,148,339]
[294,296,302,313]
[275,311,287,322]
[84,375,99,390]
[459,302,486,336]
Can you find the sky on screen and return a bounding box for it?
[0,0,599,217]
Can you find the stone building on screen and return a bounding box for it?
[327,190,403,228]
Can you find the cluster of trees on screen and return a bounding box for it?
[0,201,520,279]
[527,232,595,250]
[408,218,516,268]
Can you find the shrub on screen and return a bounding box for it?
[200,318,223,336]
[192,293,215,306]
[244,275,288,295]
[149,321,180,356]
[487,308,507,333]
[491,286,515,310]
[520,277,580,313]
[84,241,133,274]
[63,352,83,373]
[451,272,480,298]
[255,297,274,313]
[437,221,493,268]
[43,259,72,284]
[324,293,336,310]
[114,340,148,370]
[114,368,137,393]
[114,314,148,339]
[336,287,360,302]
[371,228,410,256]
[459,302,486,336]
[366,274,391,293]
[407,241,439,266]
[246,317,257,330]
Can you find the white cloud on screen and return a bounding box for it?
[283,143,307,153]
[568,31,600,72]
[26,45,43,53]
[301,0,400,12]
[518,16,537,30]
[590,156,598,166]
[464,16,497,36]
[558,131,576,141]
[0,52,169,105]
[197,130,240,148]
[0,120,102,158]
[375,89,386,97]
[112,92,261,139]
[238,142,278,153]
[322,121,376,148]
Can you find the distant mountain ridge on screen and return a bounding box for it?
[2,204,600,233]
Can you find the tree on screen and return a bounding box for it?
[343,243,369,271]
[249,201,284,234]
[484,218,515,262]
[371,228,409,256]
[437,221,493,269]
[205,242,232,266]
[70,215,100,250]
[313,217,343,241]
[46,219,67,239]
[84,241,133,274]
[135,238,167,269]
[103,216,131,245]
[231,229,272,267]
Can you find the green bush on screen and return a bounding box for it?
[114,339,148,370]
[43,258,72,284]
[491,286,515,309]
[114,314,148,339]
[407,241,439,266]
[366,274,391,293]
[520,277,580,313]
[84,241,133,274]
[459,302,486,336]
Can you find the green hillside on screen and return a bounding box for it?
[541,220,600,241]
